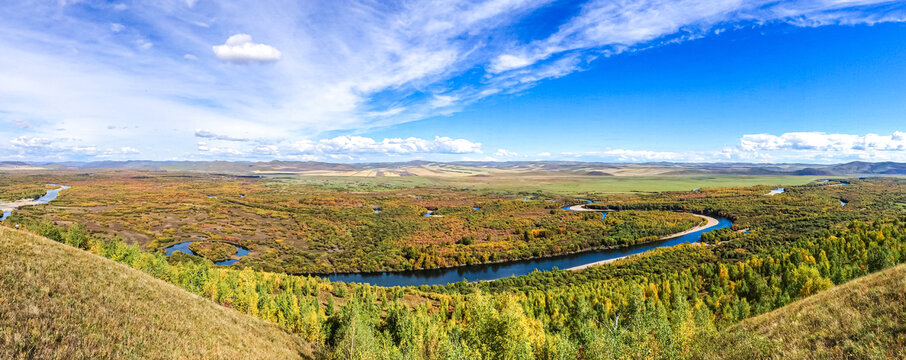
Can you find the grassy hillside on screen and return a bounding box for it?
[702,262,906,359]
[0,227,312,360]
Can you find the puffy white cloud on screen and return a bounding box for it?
[10,135,51,148]
[292,136,481,155]
[740,131,906,152]
[212,34,282,63]
[110,23,124,32]
[495,148,518,157]
[8,135,139,158]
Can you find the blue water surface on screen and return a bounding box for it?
[325,216,732,287]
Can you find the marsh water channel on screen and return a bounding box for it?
[163,241,251,266]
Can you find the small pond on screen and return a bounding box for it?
[164,241,250,266]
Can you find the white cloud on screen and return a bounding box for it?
[137,39,153,50]
[8,135,140,159]
[485,0,905,78]
[495,148,518,157]
[10,135,51,148]
[212,34,282,63]
[194,129,249,142]
[197,144,245,155]
[536,152,551,157]
[365,107,406,117]
[489,54,536,73]
[11,119,31,129]
[110,23,125,33]
[253,145,279,155]
[601,149,686,161]
[0,1,903,161]
[460,155,499,162]
[740,131,906,152]
[292,135,482,155]
[430,95,457,108]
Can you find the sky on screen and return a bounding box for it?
[1,0,905,163]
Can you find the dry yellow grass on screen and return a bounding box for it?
[0,227,312,360]
[701,263,906,359]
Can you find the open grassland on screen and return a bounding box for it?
[0,226,312,360]
[279,174,820,194]
[703,262,906,359]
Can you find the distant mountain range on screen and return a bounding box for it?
[3,160,906,176]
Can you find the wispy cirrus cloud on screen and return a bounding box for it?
[0,0,904,161]
[194,129,250,142]
[292,136,482,156]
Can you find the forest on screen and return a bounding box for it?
[1,171,704,273]
[4,175,906,358]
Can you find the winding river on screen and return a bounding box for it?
[2,186,731,287]
[10,180,869,288]
[326,203,732,287]
[0,185,70,222]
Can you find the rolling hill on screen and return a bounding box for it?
[7,160,906,176]
[701,262,906,359]
[0,226,313,360]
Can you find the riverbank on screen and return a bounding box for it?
[305,212,718,276]
[0,185,69,222]
[324,212,730,286]
[566,213,718,271]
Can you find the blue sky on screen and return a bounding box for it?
[1,0,905,163]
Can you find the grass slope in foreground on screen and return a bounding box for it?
[706,262,906,359]
[0,227,312,360]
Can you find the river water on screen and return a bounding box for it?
[0,185,70,222]
[163,241,251,266]
[325,215,732,287]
